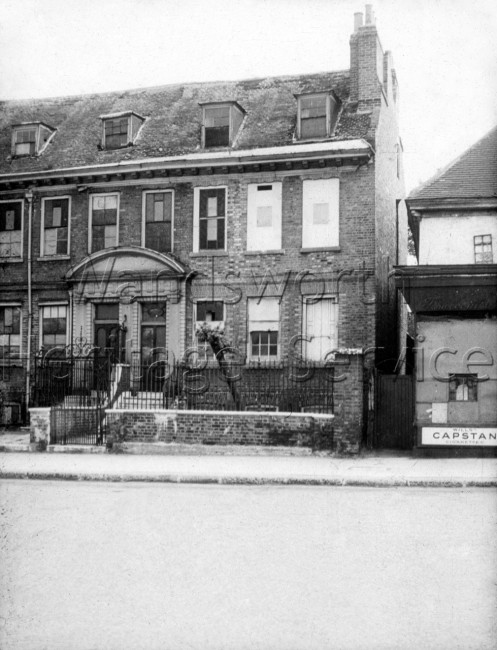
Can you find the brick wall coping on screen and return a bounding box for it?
[29,407,51,414]
[106,409,334,420]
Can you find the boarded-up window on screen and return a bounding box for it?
[304,298,338,362]
[302,178,339,248]
[247,183,282,251]
[0,201,22,258]
[195,188,226,251]
[91,195,118,252]
[144,192,173,252]
[43,198,69,256]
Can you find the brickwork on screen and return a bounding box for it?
[106,410,340,452]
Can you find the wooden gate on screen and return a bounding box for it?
[374,373,414,450]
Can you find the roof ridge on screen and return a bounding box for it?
[0,69,351,105]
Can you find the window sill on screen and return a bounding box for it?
[0,257,23,263]
[37,255,71,262]
[300,247,341,253]
[191,251,229,258]
[244,249,285,256]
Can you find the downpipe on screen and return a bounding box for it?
[25,191,33,419]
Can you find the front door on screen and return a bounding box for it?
[94,303,121,362]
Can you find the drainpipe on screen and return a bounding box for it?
[25,191,33,418]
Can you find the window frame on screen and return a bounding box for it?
[200,102,245,148]
[88,192,120,253]
[141,189,175,253]
[40,196,71,258]
[247,297,280,361]
[193,300,226,361]
[100,111,145,150]
[11,122,56,157]
[296,93,337,141]
[0,304,22,364]
[0,199,24,261]
[193,186,228,252]
[474,234,493,264]
[39,303,69,354]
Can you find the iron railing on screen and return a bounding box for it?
[32,355,335,415]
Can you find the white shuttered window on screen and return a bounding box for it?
[304,298,338,362]
[302,178,339,248]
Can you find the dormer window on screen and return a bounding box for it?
[100,111,145,150]
[11,122,55,157]
[200,102,245,148]
[296,93,338,140]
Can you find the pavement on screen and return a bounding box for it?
[1,430,497,486]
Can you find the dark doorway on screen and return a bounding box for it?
[94,303,121,362]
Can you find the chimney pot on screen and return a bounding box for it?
[365,4,374,24]
[354,12,363,31]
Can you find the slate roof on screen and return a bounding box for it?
[409,125,497,201]
[0,71,374,175]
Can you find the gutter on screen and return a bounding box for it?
[0,139,373,184]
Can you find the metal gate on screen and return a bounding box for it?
[33,353,111,445]
[51,399,107,445]
[374,372,414,449]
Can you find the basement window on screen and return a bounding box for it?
[11,122,56,157]
[448,374,477,402]
[296,93,339,140]
[100,111,145,150]
[200,102,245,148]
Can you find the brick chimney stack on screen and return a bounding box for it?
[349,4,384,106]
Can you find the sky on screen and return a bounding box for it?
[1,0,496,193]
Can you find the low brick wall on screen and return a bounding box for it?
[106,353,364,454]
[106,409,341,451]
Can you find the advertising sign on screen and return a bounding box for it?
[422,427,497,446]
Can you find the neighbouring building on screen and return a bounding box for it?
[395,126,497,455]
[0,6,406,452]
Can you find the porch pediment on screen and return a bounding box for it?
[66,247,188,282]
[66,247,188,303]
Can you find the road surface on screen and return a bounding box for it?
[1,480,496,650]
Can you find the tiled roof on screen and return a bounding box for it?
[409,125,497,200]
[0,71,374,175]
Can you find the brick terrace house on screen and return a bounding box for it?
[395,126,497,455]
[0,6,406,452]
